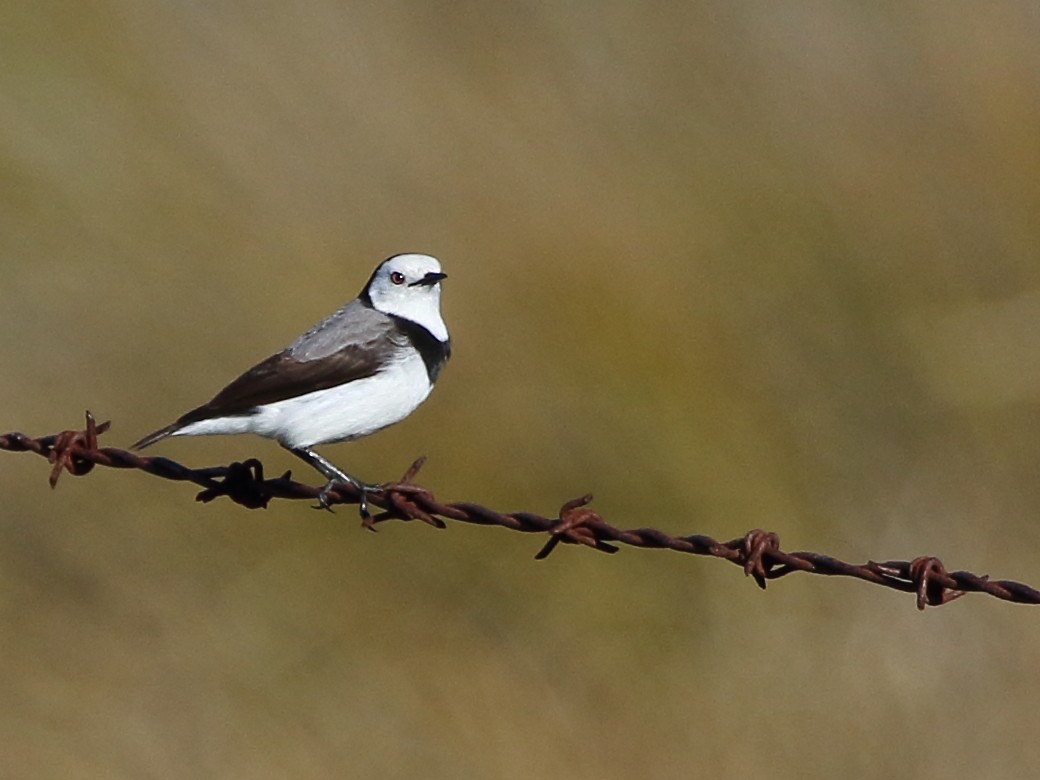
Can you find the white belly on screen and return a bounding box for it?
[176,352,434,448]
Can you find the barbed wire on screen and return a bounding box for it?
[3,412,1038,610]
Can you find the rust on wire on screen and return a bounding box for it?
[3,412,1039,610]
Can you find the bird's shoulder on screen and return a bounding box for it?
[288,298,397,361]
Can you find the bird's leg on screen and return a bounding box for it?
[284,445,381,518]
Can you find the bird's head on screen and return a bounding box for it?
[363,253,449,341]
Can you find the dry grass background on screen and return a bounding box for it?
[2,2,1040,778]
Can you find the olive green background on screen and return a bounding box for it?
[2,2,1039,778]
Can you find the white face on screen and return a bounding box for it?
[365,253,449,341]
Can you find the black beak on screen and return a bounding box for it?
[409,271,447,287]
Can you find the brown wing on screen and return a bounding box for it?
[128,344,385,450]
[130,303,406,450]
[176,343,386,425]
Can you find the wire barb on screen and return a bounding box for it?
[3,413,1038,610]
[740,530,780,589]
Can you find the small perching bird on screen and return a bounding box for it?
[132,253,450,516]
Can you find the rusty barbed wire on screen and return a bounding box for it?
[3,412,1039,610]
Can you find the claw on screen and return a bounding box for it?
[311,480,339,512]
[311,477,379,521]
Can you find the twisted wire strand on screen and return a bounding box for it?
[3,412,1038,610]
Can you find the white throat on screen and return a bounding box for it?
[375,289,449,342]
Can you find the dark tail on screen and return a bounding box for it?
[130,422,183,450]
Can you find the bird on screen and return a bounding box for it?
[131,253,450,516]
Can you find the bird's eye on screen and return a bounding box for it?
[390,271,406,285]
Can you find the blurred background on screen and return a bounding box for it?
[2,1,1039,778]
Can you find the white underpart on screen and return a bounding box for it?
[174,350,433,449]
